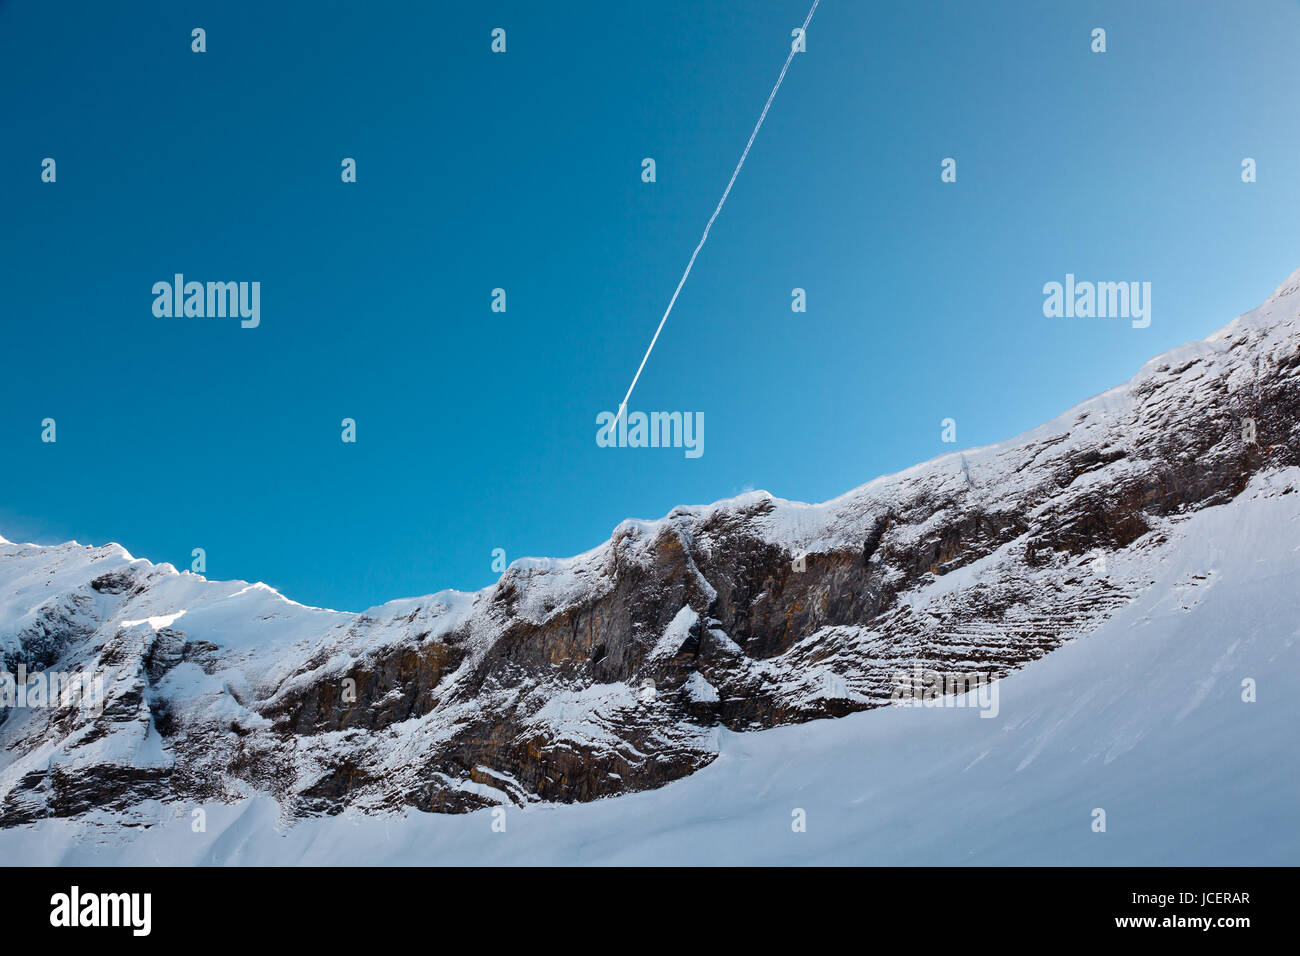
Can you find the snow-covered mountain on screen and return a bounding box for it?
[4,465,1296,864]
[2,267,1298,864]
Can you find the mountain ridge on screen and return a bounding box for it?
[2,265,1298,825]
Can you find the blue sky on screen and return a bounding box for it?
[3,0,1299,612]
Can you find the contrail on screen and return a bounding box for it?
[615,0,821,426]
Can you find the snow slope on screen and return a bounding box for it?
[2,467,1295,865]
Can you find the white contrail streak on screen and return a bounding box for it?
[615,0,821,426]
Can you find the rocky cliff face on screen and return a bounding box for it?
[3,269,1299,827]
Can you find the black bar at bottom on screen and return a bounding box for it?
[0,865,1279,942]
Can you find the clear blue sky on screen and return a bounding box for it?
[3,0,1299,612]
